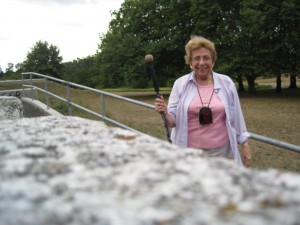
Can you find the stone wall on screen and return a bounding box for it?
[1,116,300,225]
[0,96,23,120]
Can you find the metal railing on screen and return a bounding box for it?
[15,72,300,154]
[21,72,154,133]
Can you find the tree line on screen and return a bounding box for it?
[2,0,299,94]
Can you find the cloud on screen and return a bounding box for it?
[0,0,123,69]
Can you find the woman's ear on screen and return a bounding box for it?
[190,65,193,70]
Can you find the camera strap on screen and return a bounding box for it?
[196,83,214,124]
[196,84,214,109]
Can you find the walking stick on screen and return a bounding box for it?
[145,54,172,143]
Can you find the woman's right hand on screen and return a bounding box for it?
[155,95,167,114]
[155,95,175,128]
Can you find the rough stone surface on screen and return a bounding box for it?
[0,116,300,225]
[0,96,23,120]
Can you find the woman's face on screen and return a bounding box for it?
[190,47,214,80]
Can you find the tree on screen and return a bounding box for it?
[97,0,155,88]
[252,0,299,92]
[237,0,270,94]
[190,0,299,93]
[280,0,300,89]
[15,63,23,73]
[97,0,194,88]
[63,55,100,88]
[22,41,64,78]
[0,63,20,79]
[0,66,3,77]
[96,0,299,91]
[189,0,247,91]
[4,63,15,77]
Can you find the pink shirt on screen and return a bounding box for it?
[187,83,229,149]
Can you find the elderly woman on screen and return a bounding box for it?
[155,36,252,167]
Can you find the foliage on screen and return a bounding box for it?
[94,0,299,91]
[96,0,193,88]
[21,41,64,79]
[63,55,100,88]
[0,63,20,80]
[5,63,15,73]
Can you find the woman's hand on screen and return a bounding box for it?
[241,141,252,167]
[155,95,167,114]
[154,95,175,128]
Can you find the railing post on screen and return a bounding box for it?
[30,73,33,100]
[21,73,24,98]
[101,93,105,121]
[44,78,49,109]
[67,82,72,116]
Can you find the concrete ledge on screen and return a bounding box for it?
[0,116,300,225]
[22,98,63,117]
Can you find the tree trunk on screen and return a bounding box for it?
[246,74,257,94]
[289,72,298,89]
[237,74,245,92]
[289,60,298,89]
[275,74,282,93]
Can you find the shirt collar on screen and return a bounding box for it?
[188,71,221,91]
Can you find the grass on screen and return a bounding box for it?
[239,89,300,172]
[1,77,300,173]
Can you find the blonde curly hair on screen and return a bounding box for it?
[184,36,217,65]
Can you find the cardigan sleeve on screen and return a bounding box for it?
[229,79,250,144]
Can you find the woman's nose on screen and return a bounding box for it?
[199,59,205,64]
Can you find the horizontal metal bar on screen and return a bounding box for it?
[23,85,66,102]
[249,132,300,153]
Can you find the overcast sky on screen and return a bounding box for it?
[0,0,124,71]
